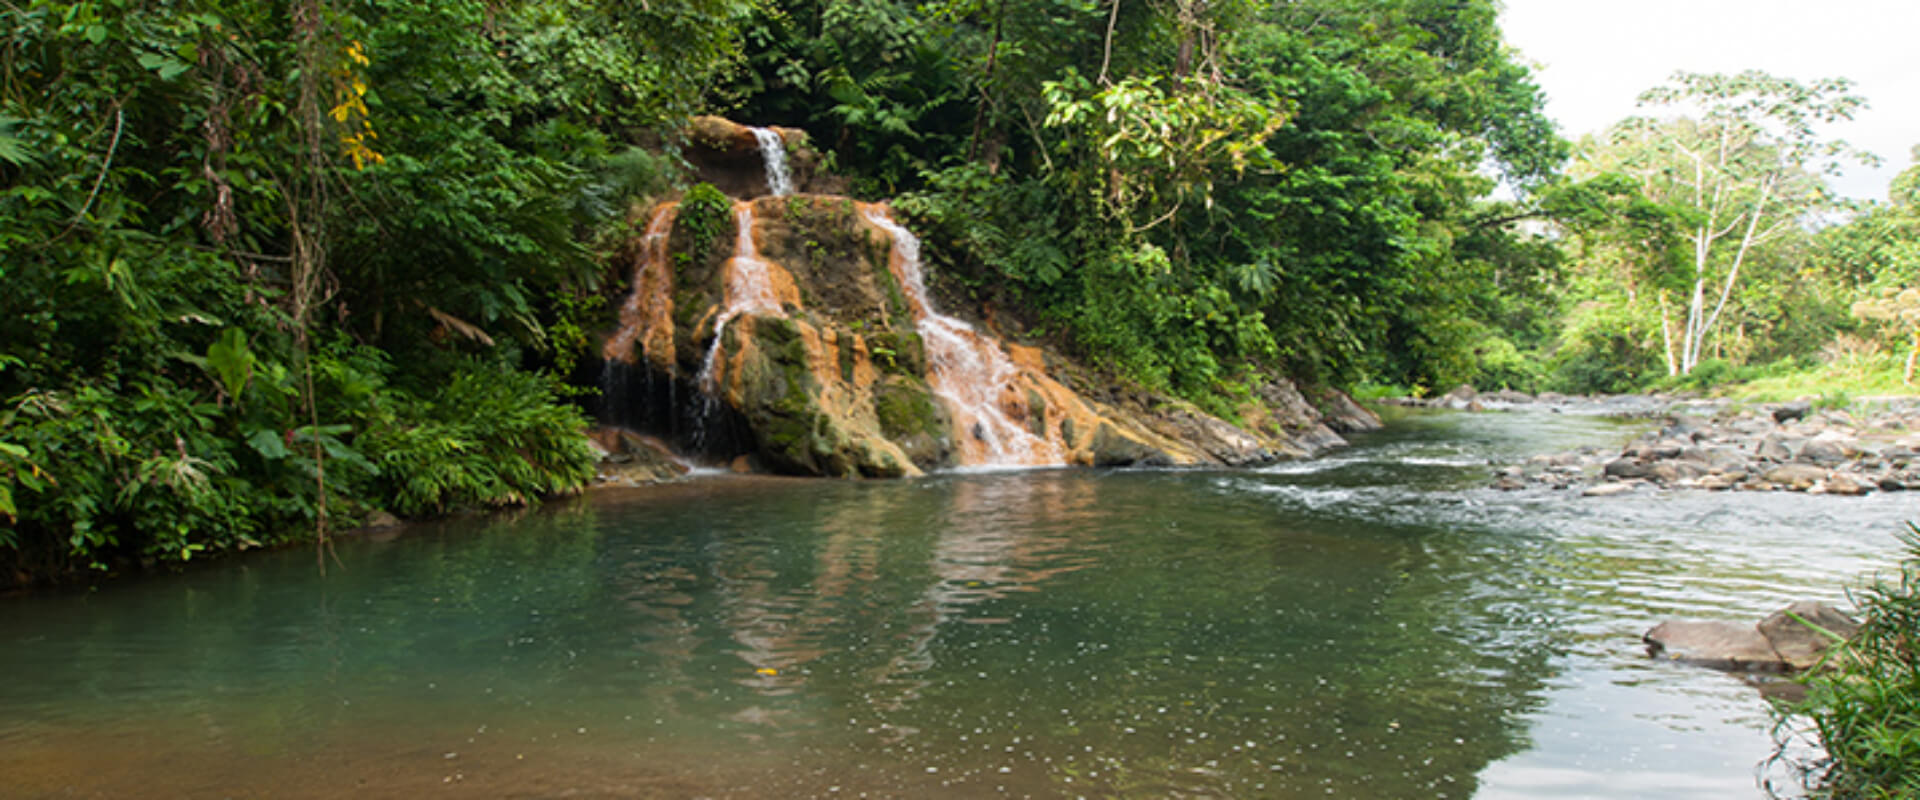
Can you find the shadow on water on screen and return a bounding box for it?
[0,408,1911,798]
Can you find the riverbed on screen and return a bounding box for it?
[2,408,1911,798]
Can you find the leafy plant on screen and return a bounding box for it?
[1778,524,1920,799]
[676,182,735,266]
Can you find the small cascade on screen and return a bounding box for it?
[861,206,1065,468]
[698,201,790,392]
[602,203,679,366]
[751,127,794,197]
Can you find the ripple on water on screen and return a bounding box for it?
[0,410,1911,798]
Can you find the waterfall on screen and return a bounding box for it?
[597,203,680,437]
[861,206,1064,468]
[751,127,794,197]
[698,201,788,392]
[602,203,679,366]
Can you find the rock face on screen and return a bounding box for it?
[684,116,830,199]
[1645,602,1858,672]
[591,120,1372,477]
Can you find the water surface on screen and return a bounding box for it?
[2,408,1910,798]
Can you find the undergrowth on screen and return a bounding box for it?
[1775,523,1920,799]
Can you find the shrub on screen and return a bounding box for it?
[1779,524,1920,799]
[359,362,597,517]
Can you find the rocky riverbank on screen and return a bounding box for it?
[1426,387,1920,496]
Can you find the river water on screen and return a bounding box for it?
[1,408,1911,798]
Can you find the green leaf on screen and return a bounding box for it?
[205,328,255,402]
[246,429,291,460]
[0,115,34,167]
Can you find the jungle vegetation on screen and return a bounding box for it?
[1,0,1915,589]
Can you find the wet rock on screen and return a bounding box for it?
[1825,474,1873,496]
[1764,464,1829,490]
[1318,390,1384,433]
[1754,434,1795,462]
[685,116,825,198]
[1757,602,1859,671]
[1604,458,1651,479]
[1644,620,1787,672]
[1089,422,1176,467]
[1796,434,1854,464]
[1696,473,1737,491]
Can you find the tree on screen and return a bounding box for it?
[1593,70,1874,375]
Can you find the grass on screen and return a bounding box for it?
[1776,523,1920,799]
[1726,354,1915,404]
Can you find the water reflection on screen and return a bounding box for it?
[0,409,1910,797]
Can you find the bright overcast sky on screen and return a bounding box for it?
[1499,0,1919,201]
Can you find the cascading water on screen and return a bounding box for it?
[861,206,1065,467]
[602,203,679,366]
[596,203,680,434]
[750,127,794,197]
[698,201,789,393]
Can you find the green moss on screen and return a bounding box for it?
[875,379,943,441]
[865,330,927,376]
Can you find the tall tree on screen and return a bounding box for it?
[1592,70,1874,375]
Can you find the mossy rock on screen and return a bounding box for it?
[865,329,927,376]
[723,317,922,478]
[751,196,890,324]
[874,376,953,470]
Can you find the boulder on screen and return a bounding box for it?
[1796,434,1855,464]
[685,116,825,198]
[1582,482,1636,497]
[1696,473,1737,491]
[1644,620,1787,672]
[1647,602,1861,673]
[1773,401,1812,423]
[1825,474,1873,496]
[1757,602,1859,670]
[1089,422,1176,467]
[1603,458,1651,479]
[1763,463,1829,490]
[1318,390,1384,433]
[1754,434,1795,462]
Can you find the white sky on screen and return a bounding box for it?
[1499,0,1920,201]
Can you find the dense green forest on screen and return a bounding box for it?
[3,0,1917,579]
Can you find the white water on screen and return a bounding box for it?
[602,203,679,364]
[862,207,1064,467]
[698,202,787,391]
[751,127,794,197]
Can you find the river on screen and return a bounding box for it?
[1,407,1911,798]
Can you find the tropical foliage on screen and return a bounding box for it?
[1781,524,1920,799]
[4,0,1919,585]
[0,0,748,580]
